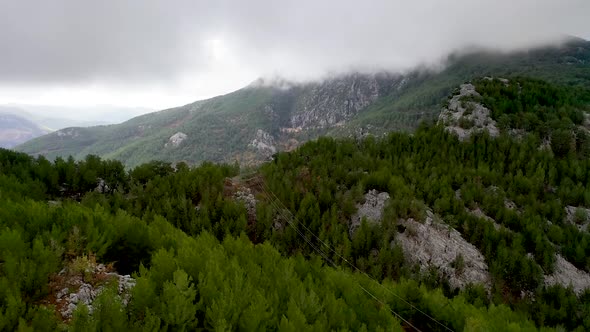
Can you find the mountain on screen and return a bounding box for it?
[0,107,50,148]
[3,104,154,130]
[17,38,590,167]
[0,104,155,149]
[3,50,590,330]
[2,75,590,328]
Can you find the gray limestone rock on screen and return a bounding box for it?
[234,188,257,222]
[544,254,590,295]
[394,214,491,290]
[166,132,188,148]
[438,83,499,141]
[248,129,277,159]
[58,265,136,319]
[290,75,381,129]
[466,207,505,231]
[564,206,590,232]
[350,190,390,236]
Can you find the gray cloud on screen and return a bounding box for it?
[0,0,588,105]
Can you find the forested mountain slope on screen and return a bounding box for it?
[0,135,573,331]
[17,38,590,167]
[2,72,590,330]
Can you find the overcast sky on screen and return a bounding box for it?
[0,0,588,112]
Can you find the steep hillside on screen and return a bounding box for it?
[3,104,590,329]
[18,38,590,166]
[0,109,50,148]
[0,149,546,330]
[19,73,405,167]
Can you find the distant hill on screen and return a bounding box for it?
[18,38,590,167]
[3,104,154,130]
[0,110,50,148]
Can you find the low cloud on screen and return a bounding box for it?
[0,0,588,107]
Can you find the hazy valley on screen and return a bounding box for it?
[0,105,154,148]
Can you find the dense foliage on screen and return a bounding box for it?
[2,126,590,329]
[3,74,590,330]
[1,149,550,331]
[469,77,590,158]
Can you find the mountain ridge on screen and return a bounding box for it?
[17,38,590,167]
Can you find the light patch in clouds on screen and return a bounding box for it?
[0,0,588,111]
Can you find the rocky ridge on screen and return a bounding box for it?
[438,82,499,141]
[18,39,590,167]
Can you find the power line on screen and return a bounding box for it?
[242,173,454,332]
[261,182,453,331]
[252,179,424,332]
[259,183,436,330]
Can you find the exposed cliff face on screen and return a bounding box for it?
[288,73,402,130]
[45,255,135,321]
[19,73,405,167]
[248,129,277,159]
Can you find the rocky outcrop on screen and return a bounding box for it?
[248,129,277,159]
[95,178,110,194]
[564,206,590,232]
[350,190,390,236]
[438,83,499,141]
[166,132,187,148]
[234,187,257,225]
[289,73,402,130]
[394,212,491,290]
[56,128,81,138]
[544,254,590,295]
[49,257,135,320]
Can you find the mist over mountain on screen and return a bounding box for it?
[18,37,590,166]
[0,1,588,108]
